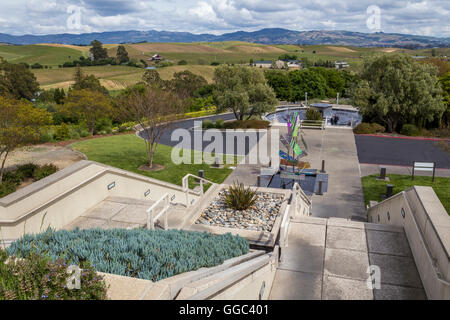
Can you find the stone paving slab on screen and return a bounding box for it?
[368,253,423,288]
[279,245,324,274]
[366,229,412,257]
[322,275,373,300]
[326,226,367,252]
[287,222,326,247]
[324,247,370,281]
[373,284,427,300]
[269,270,322,300]
[82,201,127,220]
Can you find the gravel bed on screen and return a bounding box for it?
[195,190,284,232]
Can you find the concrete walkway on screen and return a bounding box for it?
[301,128,366,220]
[64,196,187,230]
[269,216,426,300]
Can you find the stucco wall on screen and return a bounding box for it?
[0,161,199,242]
[367,186,450,299]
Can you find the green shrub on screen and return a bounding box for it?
[371,123,385,133]
[55,123,70,141]
[95,118,112,135]
[401,124,420,136]
[353,122,374,134]
[223,120,270,129]
[0,181,17,198]
[8,228,249,282]
[306,108,323,121]
[16,163,39,178]
[214,119,224,128]
[202,120,214,129]
[177,60,187,65]
[32,164,58,181]
[0,249,107,300]
[224,182,257,211]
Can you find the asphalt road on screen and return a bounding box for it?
[138,113,266,156]
[355,135,450,169]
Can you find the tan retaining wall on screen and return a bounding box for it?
[367,186,450,299]
[0,160,199,243]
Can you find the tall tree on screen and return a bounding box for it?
[71,65,108,94]
[0,97,52,183]
[0,58,40,100]
[168,70,208,99]
[63,89,112,135]
[213,65,277,120]
[89,40,108,61]
[351,54,445,132]
[142,69,164,88]
[119,87,184,168]
[116,45,130,64]
[440,71,450,128]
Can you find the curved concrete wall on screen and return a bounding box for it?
[0,161,200,243]
[367,186,450,299]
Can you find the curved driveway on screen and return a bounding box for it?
[138,113,266,156]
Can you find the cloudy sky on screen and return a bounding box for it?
[0,0,448,37]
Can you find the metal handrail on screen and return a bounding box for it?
[146,193,170,230]
[182,174,215,207]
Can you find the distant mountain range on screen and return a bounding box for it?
[0,28,449,48]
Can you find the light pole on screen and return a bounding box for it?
[305,92,308,106]
[336,92,339,105]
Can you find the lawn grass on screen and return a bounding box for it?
[361,174,450,214]
[71,134,237,187]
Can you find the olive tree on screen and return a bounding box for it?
[351,54,445,132]
[213,65,277,120]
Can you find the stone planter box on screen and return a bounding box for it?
[186,185,290,247]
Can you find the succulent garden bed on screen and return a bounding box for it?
[7,228,249,282]
[195,190,284,232]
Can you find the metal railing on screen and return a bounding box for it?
[146,193,170,230]
[182,174,215,207]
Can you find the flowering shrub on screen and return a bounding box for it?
[8,228,249,282]
[0,249,108,300]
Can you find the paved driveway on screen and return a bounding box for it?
[138,113,265,156]
[355,135,450,169]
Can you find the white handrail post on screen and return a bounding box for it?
[164,195,169,230]
[200,179,204,196]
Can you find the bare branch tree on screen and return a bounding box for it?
[120,87,184,168]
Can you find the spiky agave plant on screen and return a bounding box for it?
[224,182,257,211]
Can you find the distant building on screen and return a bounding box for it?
[334,61,349,69]
[254,60,272,68]
[284,60,302,69]
[149,54,163,61]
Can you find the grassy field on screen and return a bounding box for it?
[71,134,236,187]
[0,44,86,67]
[2,42,448,90]
[362,174,450,214]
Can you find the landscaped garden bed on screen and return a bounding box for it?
[7,228,249,282]
[0,163,58,198]
[202,119,271,130]
[195,188,285,232]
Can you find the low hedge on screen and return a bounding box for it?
[0,248,107,300]
[353,122,386,134]
[203,119,271,130]
[8,228,250,282]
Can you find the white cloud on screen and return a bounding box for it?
[0,0,448,37]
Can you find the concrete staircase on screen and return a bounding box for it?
[64,196,193,231]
